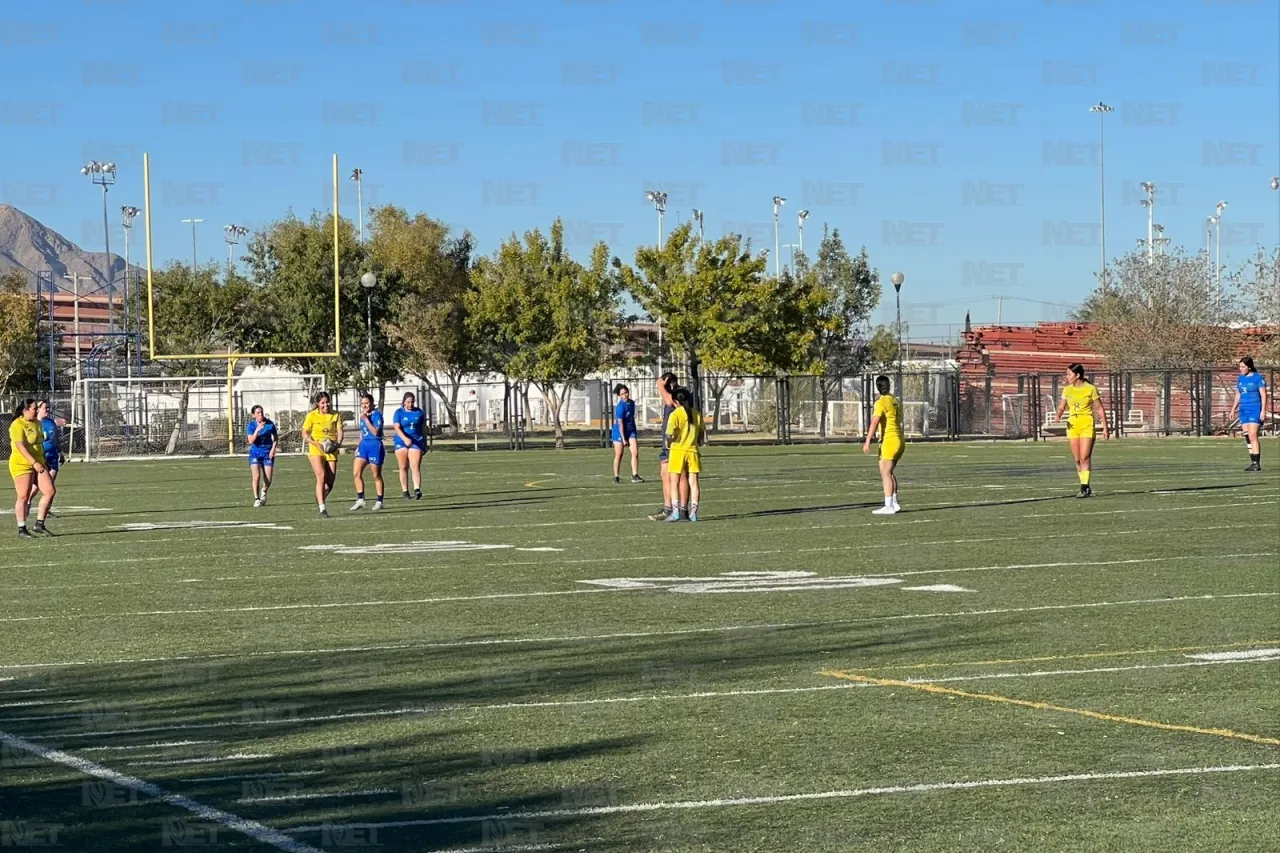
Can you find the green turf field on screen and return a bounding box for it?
[0,438,1276,852]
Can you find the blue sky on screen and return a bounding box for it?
[2,0,1278,339]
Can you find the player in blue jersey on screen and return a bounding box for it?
[392,391,426,500]
[245,405,278,507]
[351,393,386,511]
[610,384,643,484]
[1231,356,1268,472]
[28,400,60,517]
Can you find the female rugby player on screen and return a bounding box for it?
[611,384,642,484]
[392,392,426,500]
[246,405,277,507]
[1231,356,1268,472]
[664,386,703,522]
[863,375,904,515]
[351,393,386,511]
[302,391,343,518]
[1055,363,1109,497]
[9,399,54,537]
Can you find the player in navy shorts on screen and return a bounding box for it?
[392,391,426,500]
[351,393,386,511]
[30,400,60,516]
[246,405,278,507]
[611,384,643,484]
[1232,356,1268,472]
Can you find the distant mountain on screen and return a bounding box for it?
[0,204,136,293]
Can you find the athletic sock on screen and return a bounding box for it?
[376,494,384,503]
[1251,453,1260,464]
[884,496,893,507]
[356,491,365,500]
[1079,470,1091,486]
[319,503,326,512]
[690,502,699,516]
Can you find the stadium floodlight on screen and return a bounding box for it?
[120,205,142,375]
[891,272,905,394]
[1139,182,1156,264]
[691,208,704,242]
[1089,102,1114,291]
[349,168,365,241]
[645,190,668,376]
[772,196,786,276]
[144,152,344,361]
[82,160,118,334]
[1213,201,1227,315]
[1272,177,1280,191]
[797,209,810,255]
[223,224,249,271]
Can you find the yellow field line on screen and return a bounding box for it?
[871,641,1280,672]
[819,670,1280,747]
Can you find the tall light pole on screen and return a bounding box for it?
[646,190,668,377]
[1152,223,1168,256]
[691,208,704,242]
[772,196,785,277]
[1089,102,1113,292]
[1206,215,1216,299]
[349,168,364,242]
[360,271,377,382]
[1139,182,1155,264]
[1271,177,1279,290]
[797,209,809,256]
[891,271,904,395]
[181,218,203,271]
[1214,201,1227,316]
[81,160,117,334]
[120,205,140,379]
[223,224,248,272]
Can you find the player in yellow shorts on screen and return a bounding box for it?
[302,391,343,518]
[1054,363,1109,498]
[664,387,704,522]
[863,375,904,515]
[9,398,55,537]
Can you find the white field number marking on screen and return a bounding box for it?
[902,584,975,593]
[301,541,562,556]
[1185,648,1280,662]
[120,521,294,532]
[579,571,905,594]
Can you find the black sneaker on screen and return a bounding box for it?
[1083,485,1092,498]
[17,528,31,539]
[613,476,621,485]
[414,490,422,501]
[648,508,672,521]
[32,522,52,537]
[1246,462,1261,472]
[631,475,644,484]
[319,509,329,519]
[402,490,412,500]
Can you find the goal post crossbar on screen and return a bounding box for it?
[142,152,343,362]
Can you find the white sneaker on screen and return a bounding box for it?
[258,492,267,506]
[350,499,366,511]
[872,505,900,515]
[253,498,262,508]
[373,501,383,511]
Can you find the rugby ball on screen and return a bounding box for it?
[321,439,338,455]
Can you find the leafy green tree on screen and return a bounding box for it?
[865,325,901,372]
[1233,247,1280,363]
[150,263,256,453]
[374,206,482,426]
[467,220,628,448]
[794,230,881,438]
[0,269,39,395]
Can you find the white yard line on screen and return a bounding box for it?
[126,753,275,767]
[178,771,326,784]
[17,650,1277,740]
[0,729,323,853]
[237,787,395,804]
[281,764,1280,834]
[79,740,219,753]
[2,591,1275,674]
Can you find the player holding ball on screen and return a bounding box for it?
[302,391,343,518]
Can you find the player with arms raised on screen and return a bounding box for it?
[302,391,343,518]
[1232,356,1268,472]
[1055,363,1109,497]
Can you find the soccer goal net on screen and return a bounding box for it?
[73,372,327,461]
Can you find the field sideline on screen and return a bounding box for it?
[0,438,1276,853]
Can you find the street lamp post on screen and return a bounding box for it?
[223,224,249,272]
[350,168,364,242]
[1139,182,1155,264]
[797,209,809,256]
[81,161,117,334]
[772,196,785,277]
[645,190,668,377]
[1206,215,1216,298]
[891,272,904,395]
[1152,223,1168,256]
[1271,177,1279,290]
[120,205,140,379]
[1214,201,1227,315]
[181,218,203,271]
[360,271,377,383]
[691,208,704,242]
[1089,102,1113,291]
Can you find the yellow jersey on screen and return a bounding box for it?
[665,405,703,452]
[302,410,341,445]
[872,395,903,442]
[8,417,45,472]
[1063,382,1100,421]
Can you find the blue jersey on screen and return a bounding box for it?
[393,407,426,447]
[1238,372,1266,412]
[246,419,276,452]
[613,399,637,436]
[360,409,384,442]
[40,416,59,459]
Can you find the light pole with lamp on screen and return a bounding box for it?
[772,196,785,277]
[645,190,668,377]
[1152,223,1168,255]
[1089,102,1113,291]
[691,208,703,242]
[1271,177,1279,290]
[891,271,904,395]
[81,161,117,334]
[224,224,248,272]
[797,209,809,257]
[360,271,377,382]
[1139,182,1155,263]
[181,218,203,271]
[120,205,140,377]
[350,168,365,242]
[1214,201,1227,316]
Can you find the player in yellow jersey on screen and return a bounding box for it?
[863,375,904,515]
[301,391,343,518]
[664,387,703,522]
[1054,363,1109,498]
[9,398,55,538]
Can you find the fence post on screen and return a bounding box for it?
[600,380,611,448]
[948,371,960,439]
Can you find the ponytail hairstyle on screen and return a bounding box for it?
[659,372,679,396]
[613,383,629,397]
[402,391,416,409]
[673,386,695,427]
[875,375,891,396]
[250,404,264,418]
[1068,363,1086,383]
[1240,355,1256,373]
[15,398,37,423]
